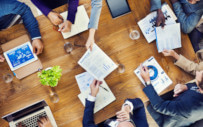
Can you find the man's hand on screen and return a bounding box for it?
[162,49,180,60]
[32,39,43,55]
[38,117,53,127]
[156,9,165,27]
[116,110,130,122]
[140,65,151,82]
[58,20,72,33]
[86,29,96,51]
[0,55,5,62]
[173,84,188,97]
[47,11,63,26]
[90,80,102,97]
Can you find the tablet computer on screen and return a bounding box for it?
[4,42,38,71]
[106,0,131,18]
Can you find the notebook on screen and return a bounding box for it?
[60,5,89,39]
[134,56,172,94]
[78,44,118,80]
[78,79,116,113]
[138,3,177,43]
[155,23,181,53]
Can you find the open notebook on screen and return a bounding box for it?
[60,5,89,39]
[78,80,116,113]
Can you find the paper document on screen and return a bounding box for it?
[134,56,172,94]
[78,44,118,80]
[75,72,95,92]
[155,23,181,53]
[78,80,116,113]
[138,4,177,43]
[60,5,89,39]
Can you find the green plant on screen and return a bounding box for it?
[38,66,62,87]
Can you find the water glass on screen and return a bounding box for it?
[117,64,125,73]
[3,73,13,83]
[64,42,73,53]
[129,30,140,40]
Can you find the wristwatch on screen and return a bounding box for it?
[145,81,151,86]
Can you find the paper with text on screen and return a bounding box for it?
[78,44,118,80]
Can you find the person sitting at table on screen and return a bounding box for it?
[150,0,203,52]
[140,64,203,127]
[82,80,149,127]
[31,0,102,51]
[162,49,203,75]
[0,0,44,61]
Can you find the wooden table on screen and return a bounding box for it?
[0,0,197,126]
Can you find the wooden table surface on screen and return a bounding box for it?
[0,0,197,126]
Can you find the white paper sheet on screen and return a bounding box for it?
[134,56,172,94]
[78,80,116,113]
[75,72,95,92]
[138,4,177,43]
[59,5,89,39]
[155,23,181,53]
[78,44,118,80]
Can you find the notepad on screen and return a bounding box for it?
[78,80,116,113]
[78,44,118,80]
[138,3,177,43]
[134,56,172,94]
[155,23,181,53]
[60,5,89,39]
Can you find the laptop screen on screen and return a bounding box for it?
[106,0,131,18]
[2,100,47,122]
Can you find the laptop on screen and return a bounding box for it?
[60,5,90,39]
[2,100,57,127]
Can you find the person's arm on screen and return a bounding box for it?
[67,0,79,24]
[82,95,97,127]
[0,0,41,39]
[31,0,52,17]
[171,0,202,33]
[150,0,162,12]
[175,55,203,76]
[143,85,188,117]
[82,80,102,127]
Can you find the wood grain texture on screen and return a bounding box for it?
[0,0,196,126]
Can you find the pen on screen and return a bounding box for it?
[100,85,109,92]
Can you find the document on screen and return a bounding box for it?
[155,23,181,53]
[60,5,89,39]
[78,44,118,80]
[138,4,177,43]
[78,80,116,113]
[134,56,172,94]
[75,72,95,92]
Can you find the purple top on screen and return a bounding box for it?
[31,0,79,24]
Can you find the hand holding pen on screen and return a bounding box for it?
[90,80,109,97]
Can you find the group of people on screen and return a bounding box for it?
[0,0,203,127]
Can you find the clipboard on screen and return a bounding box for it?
[1,35,43,79]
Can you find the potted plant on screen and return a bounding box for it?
[38,66,62,103]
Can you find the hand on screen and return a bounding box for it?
[32,39,43,55]
[156,9,165,27]
[162,49,180,60]
[173,84,188,97]
[47,11,63,25]
[86,29,96,51]
[90,80,102,97]
[0,55,5,62]
[38,117,53,127]
[58,20,72,33]
[116,110,130,122]
[140,65,151,82]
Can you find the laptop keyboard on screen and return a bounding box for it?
[15,111,47,127]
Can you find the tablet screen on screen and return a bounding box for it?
[4,42,38,71]
[106,0,131,18]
